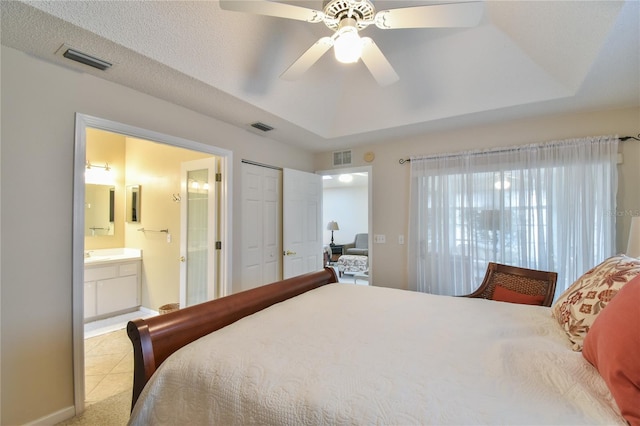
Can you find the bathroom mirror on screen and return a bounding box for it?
[126,185,141,223]
[85,184,115,236]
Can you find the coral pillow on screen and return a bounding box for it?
[582,274,640,426]
[552,254,640,351]
[492,285,546,306]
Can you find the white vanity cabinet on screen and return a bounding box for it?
[84,260,141,320]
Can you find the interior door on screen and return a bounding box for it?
[240,162,282,291]
[283,168,323,278]
[180,157,217,307]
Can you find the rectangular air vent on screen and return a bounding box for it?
[62,48,112,71]
[333,150,352,166]
[250,122,274,132]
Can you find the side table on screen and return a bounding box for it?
[330,245,344,263]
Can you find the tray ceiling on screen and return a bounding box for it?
[1,1,638,152]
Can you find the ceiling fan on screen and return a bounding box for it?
[219,0,483,86]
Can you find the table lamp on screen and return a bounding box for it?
[327,221,339,246]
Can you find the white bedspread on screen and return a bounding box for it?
[129,284,624,425]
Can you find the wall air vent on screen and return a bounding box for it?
[62,48,112,71]
[333,150,352,166]
[250,122,274,132]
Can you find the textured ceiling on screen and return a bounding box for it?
[1,0,638,152]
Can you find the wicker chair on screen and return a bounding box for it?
[464,262,558,307]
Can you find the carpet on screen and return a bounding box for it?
[57,391,130,426]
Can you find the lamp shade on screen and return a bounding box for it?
[327,221,339,231]
[627,217,640,258]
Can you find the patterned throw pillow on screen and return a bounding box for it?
[552,254,640,351]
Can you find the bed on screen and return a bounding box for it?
[127,266,633,425]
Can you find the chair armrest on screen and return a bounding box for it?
[346,248,368,256]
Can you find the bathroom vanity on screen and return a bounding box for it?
[84,248,142,321]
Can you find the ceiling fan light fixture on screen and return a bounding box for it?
[220,0,483,84]
[334,18,362,63]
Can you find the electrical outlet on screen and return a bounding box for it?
[374,234,386,243]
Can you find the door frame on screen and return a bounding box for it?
[316,165,373,284]
[72,113,233,413]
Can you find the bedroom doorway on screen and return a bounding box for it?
[72,113,233,414]
[318,166,373,284]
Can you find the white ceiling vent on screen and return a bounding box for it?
[333,150,352,167]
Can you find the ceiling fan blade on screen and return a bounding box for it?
[360,37,399,87]
[375,2,483,29]
[280,37,334,81]
[219,0,324,23]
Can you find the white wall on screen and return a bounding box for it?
[0,46,315,425]
[315,107,640,291]
[323,185,368,246]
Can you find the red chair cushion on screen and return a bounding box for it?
[491,285,546,306]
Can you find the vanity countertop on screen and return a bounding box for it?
[84,248,142,265]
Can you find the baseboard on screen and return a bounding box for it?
[24,405,75,426]
[139,306,158,315]
[85,308,158,339]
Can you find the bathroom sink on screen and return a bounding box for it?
[84,248,141,264]
[84,256,112,264]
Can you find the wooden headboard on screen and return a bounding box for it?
[126,267,338,411]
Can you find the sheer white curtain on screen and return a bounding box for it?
[408,136,618,299]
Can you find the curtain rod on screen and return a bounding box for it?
[619,133,640,142]
[398,134,640,164]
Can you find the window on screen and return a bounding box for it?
[409,136,618,299]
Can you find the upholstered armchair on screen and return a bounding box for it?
[343,233,368,256]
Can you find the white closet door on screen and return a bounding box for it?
[240,163,282,291]
[283,168,323,279]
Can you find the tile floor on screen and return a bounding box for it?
[83,309,157,405]
[84,329,133,406]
